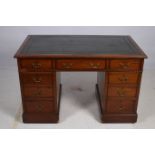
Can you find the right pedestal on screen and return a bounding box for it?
[97,59,144,123]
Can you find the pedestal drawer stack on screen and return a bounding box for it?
[18,59,59,123]
[102,59,144,123]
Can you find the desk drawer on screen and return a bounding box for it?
[108,86,137,97]
[106,99,135,114]
[20,59,53,72]
[23,86,53,97]
[108,72,139,84]
[109,59,141,71]
[56,59,105,70]
[21,73,53,86]
[24,100,54,113]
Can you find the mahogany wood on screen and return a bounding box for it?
[21,73,54,86]
[105,99,135,114]
[24,99,55,113]
[23,86,54,98]
[20,59,53,72]
[108,72,139,85]
[14,35,147,123]
[109,59,141,71]
[56,59,105,71]
[107,86,137,97]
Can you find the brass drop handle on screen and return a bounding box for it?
[63,63,73,68]
[89,63,100,69]
[116,100,124,111]
[119,105,124,111]
[118,75,128,82]
[117,88,126,97]
[119,62,129,69]
[33,77,42,83]
[32,62,41,69]
[36,104,42,111]
[33,90,41,96]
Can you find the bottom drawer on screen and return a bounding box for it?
[24,100,55,113]
[106,99,136,114]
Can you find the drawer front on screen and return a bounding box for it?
[23,86,53,97]
[20,59,53,72]
[24,100,54,113]
[108,86,137,97]
[56,59,105,70]
[109,59,141,71]
[108,72,139,84]
[106,99,135,114]
[21,73,53,86]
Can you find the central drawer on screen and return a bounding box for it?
[56,59,105,70]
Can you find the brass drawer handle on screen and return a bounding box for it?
[118,75,128,82]
[62,63,73,68]
[117,88,126,97]
[89,63,100,69]
[119,62,129,69]
[36,104,43,112]
[119,105,124,111]
[33,77,42,83]
[32,62,41,69]
[33,90,41,96]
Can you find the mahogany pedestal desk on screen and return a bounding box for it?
[14,35,147,123]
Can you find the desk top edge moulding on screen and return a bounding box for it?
[14,35,147,58]
[14,35,148,124]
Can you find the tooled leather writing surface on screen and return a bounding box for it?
[20,35,142,56]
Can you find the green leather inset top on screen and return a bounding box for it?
[15,35,147,58]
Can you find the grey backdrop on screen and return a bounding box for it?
[0,26,155,128]
[0,26,154,70]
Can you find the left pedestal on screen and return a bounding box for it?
[17,59,61,123]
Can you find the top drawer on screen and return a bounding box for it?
[19,59,53,72]
[109,59,141,71]
[56,59,105,70]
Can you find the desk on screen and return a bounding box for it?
[14,35,147,123]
